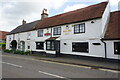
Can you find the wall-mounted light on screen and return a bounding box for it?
[91,21,94,23]
[64,43,67,45]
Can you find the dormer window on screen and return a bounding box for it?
[38,29,43,37]
[53,27,61,35]
[74,23,85,34]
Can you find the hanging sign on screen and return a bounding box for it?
[44,33,51,36]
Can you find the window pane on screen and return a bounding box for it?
[53,27,61,35]
[38,29,43,37]
[114,42,120,55]
[51,42,54,50]
[72,42,89,53]
[47,41,50,49]
[36,42,44,49]
[74,23,85,33]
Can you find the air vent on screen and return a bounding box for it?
[93,43,101,45]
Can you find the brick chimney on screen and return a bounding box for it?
[22,19,26,25]
[41,8,48,19]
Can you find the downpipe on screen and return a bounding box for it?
[101,39,107,59]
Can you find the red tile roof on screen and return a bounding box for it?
[46,37,59,40]
[0,31,9,40]
[104,11,120,39]
[34,2,108,29]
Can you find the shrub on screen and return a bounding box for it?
[4,49,14,53]
[24,50,31,55]
[18,51,24,55]
[14,50,21,54]
[4,49,32,55]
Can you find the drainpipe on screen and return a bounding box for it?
[51,28,52,37]
[101,39,107,59]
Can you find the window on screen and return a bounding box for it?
[46,41,55,50]
[38,29,43,37]
[27,41,30,49]
[74,23,85,34]
[53,27,61,35]
[114,42,120,55]
[28,46,30,49]
[72,42,89,53]
[36,42,44,49]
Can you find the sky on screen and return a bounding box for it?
[0,0,120,32]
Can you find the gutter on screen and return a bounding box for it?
[101,39,107,59]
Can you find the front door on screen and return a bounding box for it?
[55,41,60,56]
[20,41,25,51]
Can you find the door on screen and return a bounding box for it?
[20,41,25,51]
[55,41,60,56]
[11,40,17,50]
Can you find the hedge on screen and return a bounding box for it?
[4,49,31,55]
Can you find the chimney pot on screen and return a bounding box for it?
[22,19,26,25]
[41,8,48,19]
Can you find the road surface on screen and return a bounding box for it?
[2,53,119,79]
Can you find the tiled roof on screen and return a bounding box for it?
[0,31,9,40]
[46,37,59,40]
[104,11,120,39]
[8,20,39,35]
[34,2,108,29]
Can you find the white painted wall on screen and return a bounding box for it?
[31,28,52,52]
[105,40,120,60]
[101,2,110,38]
[60,39,105,58]
[61,19,102,40]
[6,35,10,49]
[6,31,32,51]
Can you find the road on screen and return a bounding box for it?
[2,53,120,79]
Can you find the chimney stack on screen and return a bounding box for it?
[22,19,26,25]
[41,8,48,19]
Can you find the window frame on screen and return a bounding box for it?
[114,42,120,55]
[53,27,61,35]
[28,46,30,49]
[36,42,44,50]
[72,42,89,53]
[38,29,43,37]
[74,23,85,34]
[46,41,55,50]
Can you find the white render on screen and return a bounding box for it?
[6,2,120,60]
[105,40,120,59]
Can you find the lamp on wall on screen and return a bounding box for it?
[91,21,94,23]
[64,43,67,45]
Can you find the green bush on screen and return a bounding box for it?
[14,50,21,54]
[20,51,25,55]
[4,49,14,53]
[4,49,31,55]
[24,50,31,55]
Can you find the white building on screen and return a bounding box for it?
[6,2,120,60]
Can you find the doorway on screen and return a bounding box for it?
[55,41,60,56]
[20,41,25,51]
[11,40,17,50]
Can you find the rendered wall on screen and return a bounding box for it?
[105,40,120,59]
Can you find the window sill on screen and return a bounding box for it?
[46,49,56,51]
[74,32,85,34]
[72,51,89,53]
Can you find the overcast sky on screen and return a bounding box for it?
[0,0,120,32]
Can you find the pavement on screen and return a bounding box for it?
[2,52,120,71]
[2,52,119,79]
